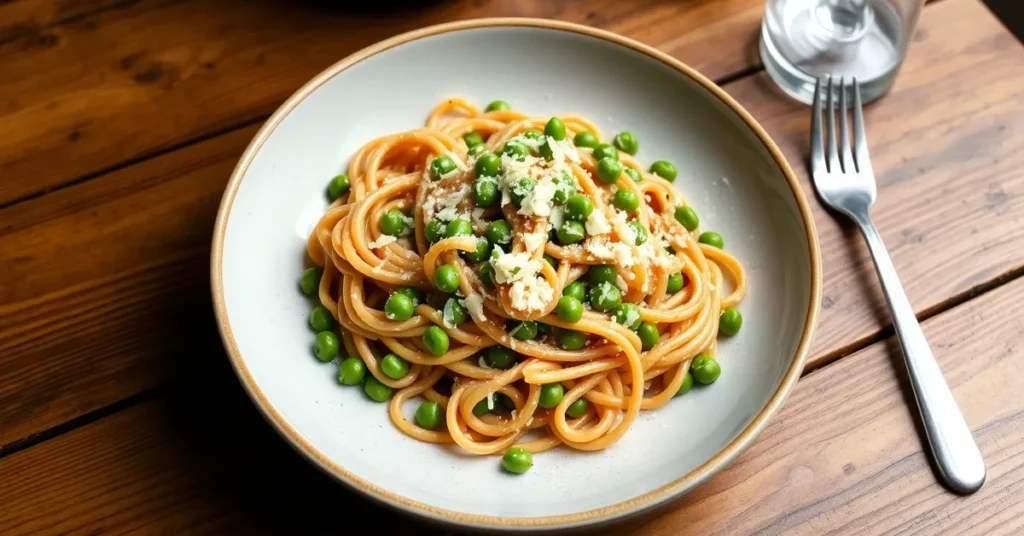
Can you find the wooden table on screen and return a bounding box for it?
[2,0,1023,533]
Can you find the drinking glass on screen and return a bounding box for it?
[760,0,925,104]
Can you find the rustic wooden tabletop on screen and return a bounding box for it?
[2,0,1023,534]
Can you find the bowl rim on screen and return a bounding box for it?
[210,17,822,532]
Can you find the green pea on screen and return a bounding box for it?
[675,371,695,396]
[473,177,500,207]
[563,281,586,302]
[502,447,533,474]
[474,152,501,177]
[300,267,322,296]
[485,100,511,112]
[593,143,619,161]
[314,331,339,362]
[363,376,393,402]
[445,218,473,238]
[523,129,543,140]
[337,357,366,385]
[719,307,743,336]
[539,383,564,409]
[425,219,446,243]
[544,117,567,141]
[430,155,457,180]
[415,401,443,430]
[502,141,530,161]
[556,220,586,245]
[536,322,552,337]
[434,264,460,293]
[557,328,587,350]
[384,292,415,321]
[649,160,677,181]
[556,296,584,323]
[613,131,639,155]
[473,397,491,416]
[574,131,599,148]
[596,157,623,184]
[464,238,492,263]
[674,206,699,231]
[666,273,684,293]
[690,355,721,384]
[628,220,648,245]
[699,231,724,249]
[443,298,468,326]
[309,305,334,331]
[509,177,536,207]
[509,320,538,341]
[381,353,409,379]
[395,287,425,306]
[467,143,486,157]
[637,322,659,351]
[589,281,622,312]
[612,189,640,213]
[565,195,594,221]
[624,167,642,182]
[588,265,618,286]
[544,254,558,269]
[480,223,509,248]
[327,173,350,200]
[485,347,518,369]
[380,209,408,236]
[423,326,450,356]
[612,303,642,330]
[464,131,484,147]
[566,398,589,418]
[553,172,575,203]
[479,263,496,287]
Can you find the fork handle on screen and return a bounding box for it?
[855,213,986,494]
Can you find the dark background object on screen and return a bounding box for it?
[984,0,1024,39]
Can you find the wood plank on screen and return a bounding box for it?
[0,126,254,447]
[724,0,1024,366]
[615,278,1024,535]
[2,0,1021,448]
[0,0,129,43]
[3,241,1022,535]
[0,0,766,206]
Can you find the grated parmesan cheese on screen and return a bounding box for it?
[518,173,557,217]
[464,294,486,321]
[549,205,566,231]
[368,234,397,249]
[586,209,612,235]
[490,249,541,284]
[522,231,546,253]
[509,277,555,312]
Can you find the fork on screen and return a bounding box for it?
[810,77,986,494]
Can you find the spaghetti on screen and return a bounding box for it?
[304,98,746,468]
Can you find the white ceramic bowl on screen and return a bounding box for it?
[212,19,821,533]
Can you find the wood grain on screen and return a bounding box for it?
[614,276,1024,536]
[0,0,129,43]
[726,0,1024,365]
[3,247,1022,535]
[0,0,766,206]
[2,0,1021,450]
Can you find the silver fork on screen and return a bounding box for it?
[811,77,985,494]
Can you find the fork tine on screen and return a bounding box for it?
[826,76,840,173]
[839,77,853,173]
[852,77,871,172]
[810,78,825,174]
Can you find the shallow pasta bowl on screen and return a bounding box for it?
[211,18,821,533]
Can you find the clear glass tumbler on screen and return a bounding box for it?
[760,0,925,104]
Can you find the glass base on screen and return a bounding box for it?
[760,0,905,105]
